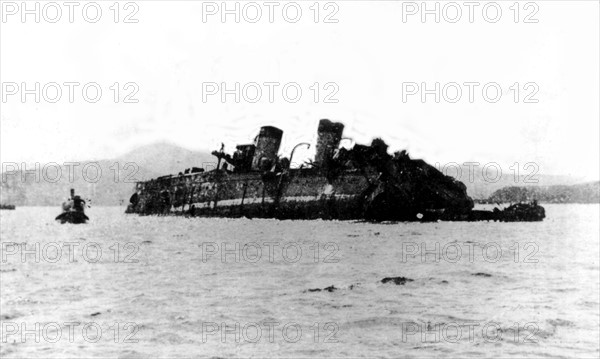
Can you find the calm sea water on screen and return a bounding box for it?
[1,205,599,358]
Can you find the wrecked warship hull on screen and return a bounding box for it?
[126,120,544,222]
[129,171,370,220]
[128,170,470,221]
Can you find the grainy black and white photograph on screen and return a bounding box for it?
[0,1,599,358]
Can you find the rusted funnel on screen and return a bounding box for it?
[251,126,283,171]
[315,119,344,165]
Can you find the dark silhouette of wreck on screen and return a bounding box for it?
[126,119,544,222]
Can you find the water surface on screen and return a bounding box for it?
[1,205,598,358]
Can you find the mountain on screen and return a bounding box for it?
[115,142,215,178]
[485,181,600,204]
[1,143,214,206]
[446,164,586,200]
[1,142,596,206]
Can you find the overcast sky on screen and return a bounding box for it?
[1,1,599,180]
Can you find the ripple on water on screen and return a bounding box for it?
[0,205,598,358]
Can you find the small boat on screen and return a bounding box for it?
[0,204,16,210]
[56,189,89,224]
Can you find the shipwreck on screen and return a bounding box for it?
[126,119,545,222]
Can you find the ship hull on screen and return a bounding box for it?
[55,211,89,224]
[127,167,545,222]
[128,169,380,220]
[125,120,543,222]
